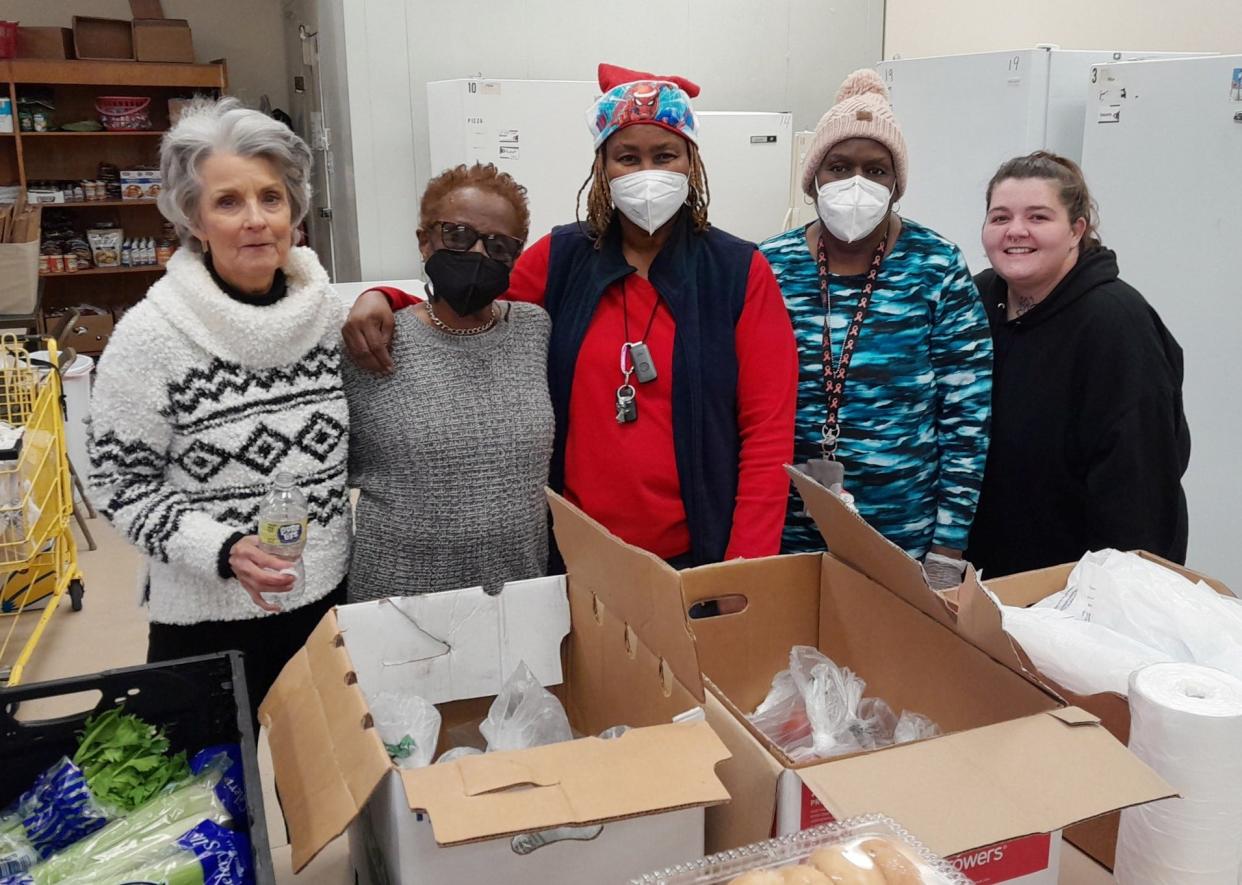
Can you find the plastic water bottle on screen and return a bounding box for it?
[256,472,307,611]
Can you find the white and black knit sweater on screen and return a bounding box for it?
[88,246,351,625]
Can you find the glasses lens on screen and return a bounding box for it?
[483,235,522,263]
[439,223,478,252]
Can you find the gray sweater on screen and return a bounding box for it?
[343,300,554,600]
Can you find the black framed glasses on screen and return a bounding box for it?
[433,221,523,263]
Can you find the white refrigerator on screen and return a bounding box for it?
[427,78,794,246]
[1080,54,1242,589]
[875,48,1200,273]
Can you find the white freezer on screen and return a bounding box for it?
[876,48,1203,273]
[1080,54,1242,589]
[426,78,794,247]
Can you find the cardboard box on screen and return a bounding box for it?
[120,169,163,200]
[16,27,75,60]
[72,17,134,61]
[546,473,1176,885]
[60,313,114,354]
[260,576,731,884]
[0,240,40,315]
[954,554,1236,868]
[132,19,194,64]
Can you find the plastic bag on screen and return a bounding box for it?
[435,747,483,765]
[992,549,1242,696]
[479,661,572,753]
[369,692,441,769]
[189,745,246,823]
[599,725,630,740]
[0,757,111,875]
[9,771,230,884]
[894,711,941,744]
[748,647,939,763]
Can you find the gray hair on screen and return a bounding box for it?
[157,96,313,252]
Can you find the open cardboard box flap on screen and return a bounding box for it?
[259,610,391,873]
[549,491,704,700]
[788,467,957,630]
[797,707,1175,859]
[400,721,730,844]
[261,571,730,871]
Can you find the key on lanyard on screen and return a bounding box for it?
[615,383,637,424]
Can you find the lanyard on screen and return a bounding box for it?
[816,225,889,457]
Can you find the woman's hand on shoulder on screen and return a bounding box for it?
[229,535,296,613]
[342,289,397,375]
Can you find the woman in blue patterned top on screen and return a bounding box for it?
[760,69,992,589]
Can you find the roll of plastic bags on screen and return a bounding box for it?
[1114,663,1242,884]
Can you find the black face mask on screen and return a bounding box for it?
[424,250,510,317]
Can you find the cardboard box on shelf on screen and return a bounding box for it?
[132,19,194,64]
[953,554,1236,869]
[58,312,114,355]
[546,471,1176,885]
[16,27,75,60]
[72,16,134,61]
[120,169,162,200]
[260,575,731,885]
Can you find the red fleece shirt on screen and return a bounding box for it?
[378,233,796,560]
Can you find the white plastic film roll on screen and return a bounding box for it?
[1114,663,1242,884]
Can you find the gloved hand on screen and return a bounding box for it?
[923,551,967,591]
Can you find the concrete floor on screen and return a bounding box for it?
[1,517,1112,884]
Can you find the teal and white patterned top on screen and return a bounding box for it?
[760,219,992,559]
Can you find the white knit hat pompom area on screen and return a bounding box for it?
[800,67,909,201]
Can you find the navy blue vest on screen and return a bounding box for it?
[544,211,754,565]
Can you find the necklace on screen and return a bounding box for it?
[425,300,498,336]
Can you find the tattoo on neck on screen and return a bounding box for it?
[1013,295,1036,317]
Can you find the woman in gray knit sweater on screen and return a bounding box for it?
[343,164,554,599]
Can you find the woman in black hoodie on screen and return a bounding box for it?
[967,152,1190,578]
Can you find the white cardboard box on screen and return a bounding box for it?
[260,576,731,885]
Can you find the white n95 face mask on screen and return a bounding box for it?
[609,170,690,235]
[816,175,892,243]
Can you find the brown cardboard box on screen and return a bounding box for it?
[16,27,75,60]
[260,576,731,883]
[954,554,1236,868]
[547,472,1177,884]
[60,313,114,354]
[132,19,194,64]
[72,17,134,61]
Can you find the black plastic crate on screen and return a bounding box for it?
[0,652,275,884]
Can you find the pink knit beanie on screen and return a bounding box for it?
[800,69,908,200]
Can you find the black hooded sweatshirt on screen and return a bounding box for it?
[967,247,1190,578]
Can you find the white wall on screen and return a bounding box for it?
[336,0,885,281]
[884,0,1242,58]
[6,0,290,109]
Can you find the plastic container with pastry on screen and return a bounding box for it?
[629,815,968,885]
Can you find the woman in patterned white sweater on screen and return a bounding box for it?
[88,98,350,726]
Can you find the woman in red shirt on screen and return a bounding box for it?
[344,63,796,566]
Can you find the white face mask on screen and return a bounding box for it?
[816,175,892,243]
[609,170,689,235]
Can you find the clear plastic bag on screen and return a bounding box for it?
[369,692,442,769]
[435,747,483,765]
[479,661,573,753]
[895,710,941,745]
[749,647,939,762]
